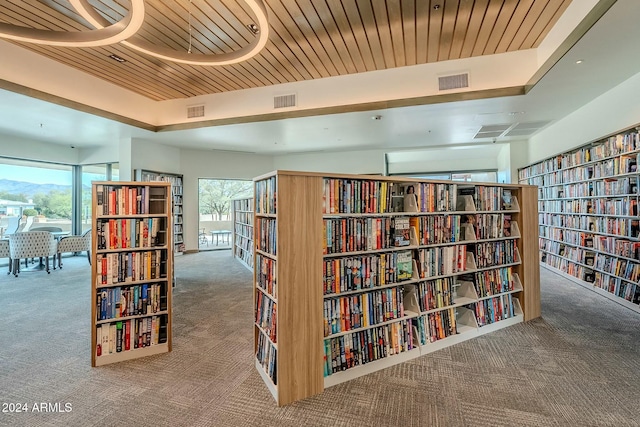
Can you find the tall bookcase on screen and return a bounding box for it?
[519,128,640,312]
[91,181,173,367]
[253,170,540,406]
[134,170,184,256]
[232,197,253,271]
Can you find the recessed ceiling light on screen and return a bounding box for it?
[247,24,259,34]
[108,53,127,63]
[372,115,382,120]
[576,59,583,64]
[433,4,441,10]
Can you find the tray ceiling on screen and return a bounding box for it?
[1,0,571,101]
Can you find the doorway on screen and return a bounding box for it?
[198,178,252,251]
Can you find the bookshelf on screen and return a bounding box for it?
[519,128,640,312]
[232,197,253,271]
[253,171,540,406]
[91,181,172,367]
[134,170,184,256]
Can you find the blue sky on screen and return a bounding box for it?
[0,164,107,186]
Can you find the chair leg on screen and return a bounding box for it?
[13,259,19,277]
[46,256,50,274]
[7,257,11,275]
[58,253,62,269]
[87,251,91,265]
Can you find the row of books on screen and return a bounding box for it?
[255,291,277,343]
[593,273,640,304]
[541,214,639,238]
[256,218,277,255]
[256,254,276,298]
[415,245,467,278]
[594,253,640,283]
[422,308,457,342]
[96,283,167,321]
[95,250,166,285]
[255,176,276,214]
[542,197,638,216]
[410,215,466,245]
[256,331,277,385]
[323,251,413,295]
[234,223,253,238]
[464,267,515,298]
[416,277,454,311]
[323,287,405,336]
[475,240,517,269]
[96,218,164,250]
[542,253,596,283]
[234,242,253,269]
[234,212,253,227]
[323,217,406,254]
[473,294,516,327]
[323,319,416,376]
[96,184,164,216]
[95,315,167,357]
[519,131,640,178]
[234,198,252,212]
[322,179,459,214]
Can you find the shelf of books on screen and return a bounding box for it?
[232,197,253,271]
[253,171,540,406]
[134,170,184,256]
[519,128,640,312]
[91,182,172,367]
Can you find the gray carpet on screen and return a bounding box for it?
[0,252,639,427]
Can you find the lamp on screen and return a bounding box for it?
[0,0,269,66]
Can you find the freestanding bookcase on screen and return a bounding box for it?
[253,171,540,405]
[232,197,253,271]
[134,170,184,256]
[519,127,640,312]
[91,181,173,366]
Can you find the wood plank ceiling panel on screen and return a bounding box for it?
[438,0,461,61]
[339,0,381,71]
[401,0,416,66]
[459,0,492,58]
[0,0,575,101]
[316,0,367,73]
[449,0,474,60]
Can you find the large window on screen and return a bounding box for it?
[0,158,118,237]
[0,158,73,234]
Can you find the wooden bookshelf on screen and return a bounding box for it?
[519,128,640,312]
[134,170,184,256]
[232,197,253,271]
[91,181,172,367]
[253,171,540,405]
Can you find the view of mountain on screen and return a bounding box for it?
[0,179,76,198]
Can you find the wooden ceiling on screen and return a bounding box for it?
[2,0,572,101]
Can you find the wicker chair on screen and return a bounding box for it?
[0,239,10,275]
[8,231,57,276]
[57,229,91,268]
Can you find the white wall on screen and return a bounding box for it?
[0,135,79,164]
[386,144,503,175]
[273,148,386,175]
[180,149,274,251]
[131,139,181,175]
[528,71,640,163]
[507,141,529,184]
[78,144,119,164]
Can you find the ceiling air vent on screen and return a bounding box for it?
[187,104,205,118]
[438,73,469,91]
[274,94,296,109]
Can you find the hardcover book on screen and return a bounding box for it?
[397,251,413,280]
[393,217,411,247]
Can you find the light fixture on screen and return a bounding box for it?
[0,0,145,47]
[372,115,382,120]
[576,59,584,64]
[0,0,270,66]
[247,24,260,34]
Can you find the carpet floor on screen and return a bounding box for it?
[0,251,639,427]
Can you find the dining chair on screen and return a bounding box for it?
[57,229,91,268]
[4,216,20,236]
[0,239,11,275]
[8,231,57,276]
[21,216,35,232]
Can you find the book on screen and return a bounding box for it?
[392,217,411,247]
[397,251,413,280]
[502,189,513,209]
[503,214,512,237]
[584,251,595,266]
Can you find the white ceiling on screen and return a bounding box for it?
[0,0,638,156]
